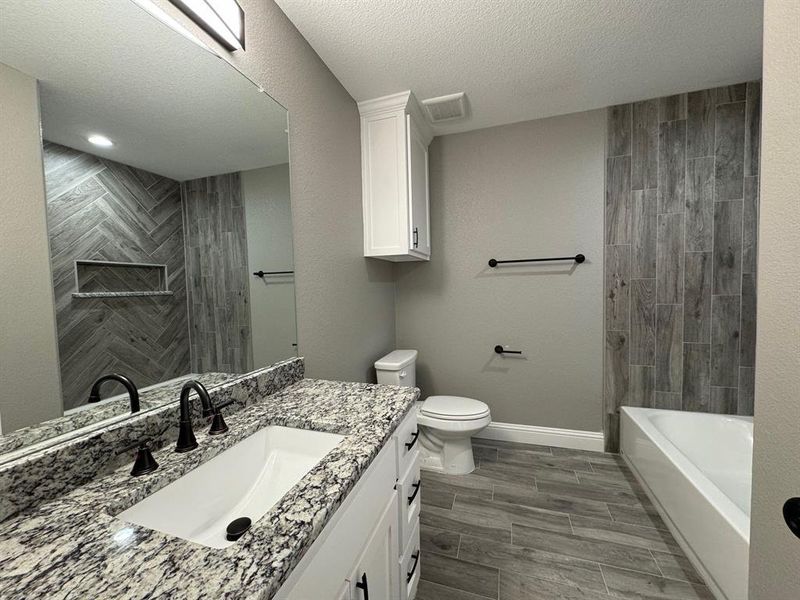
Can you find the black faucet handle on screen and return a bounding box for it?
[126,442,159,476]
[208,400,233,436]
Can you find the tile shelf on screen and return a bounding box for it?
[72,291,174,299]
[73,259,170,297]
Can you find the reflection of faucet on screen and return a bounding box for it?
[88,373,140,413]
[175,381,231,453]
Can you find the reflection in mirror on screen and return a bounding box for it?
[0,0,296,460]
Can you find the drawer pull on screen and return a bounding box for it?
[407,481,421,505]
[355,572,369,600]
[405,430,419,450]
[406,551,420,583]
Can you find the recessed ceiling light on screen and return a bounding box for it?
[88,134,113,147]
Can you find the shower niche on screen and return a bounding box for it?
[73,260,171,298]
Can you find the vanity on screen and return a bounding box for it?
[0,361,421,599]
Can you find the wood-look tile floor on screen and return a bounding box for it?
[417,439,714,600]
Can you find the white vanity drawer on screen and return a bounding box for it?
[397,457,421,550]
[394,409,419,478]
[399,519,420,600]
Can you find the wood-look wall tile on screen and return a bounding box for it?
[740,273,757,367]
[630,279,655,365]
[713,200,743,295]
[630,366,655,408]
[682,344,710,412]
[606,157,631,244]
[655,305,683,392]
[632,100,658,190]
[605,245,630,330]
[710,296,741,387]
[658,120,687,213]
[715,84,747,104]
[685,157,715,252]
[684,252,712,343]
[687,90,715,158]
[659,94,687,122]
[745,81,761,177]
[655,392,682,410]
[738,367,755,416]
[608,105,632,157]
[742,177,759,274]
[631,190,657,278]
[710,387,738,414]
[656,214,684,304]
[605,331,629,452]
[714,102,746,201]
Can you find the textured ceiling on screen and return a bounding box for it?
[0,0,288,180]
[276,0,763,134]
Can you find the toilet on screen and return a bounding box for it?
[375,350,491,474]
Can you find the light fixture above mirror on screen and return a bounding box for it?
[169,0,244,51]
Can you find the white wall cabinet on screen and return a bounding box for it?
[276,410,420,600]
[359,92,433,261]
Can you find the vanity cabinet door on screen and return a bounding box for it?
[350,492,400,600]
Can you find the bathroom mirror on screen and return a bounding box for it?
[0,0,296,460]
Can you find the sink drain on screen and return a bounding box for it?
[226,517,252,542]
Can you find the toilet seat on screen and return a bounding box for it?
[421,395,490,421]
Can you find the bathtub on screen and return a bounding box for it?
[620,407,752,600]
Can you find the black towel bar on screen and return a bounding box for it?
[488,254,585,267]
[253,270,294,278]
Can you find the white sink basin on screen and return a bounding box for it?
[117,426,344,548]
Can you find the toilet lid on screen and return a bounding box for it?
[421,396,490,420]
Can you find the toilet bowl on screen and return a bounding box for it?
[417,396,491,474]
[374,350,491,475]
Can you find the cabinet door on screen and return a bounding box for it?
[407,115,430,258]
[350,493,400,600]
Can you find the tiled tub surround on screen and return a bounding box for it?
[0,377,418,599]
[0,372,236,458]
[0,358,304,521]
[604,82,761,451]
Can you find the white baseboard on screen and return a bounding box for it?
[475,421,605,452]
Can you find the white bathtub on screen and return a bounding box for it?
[620,407,752,600]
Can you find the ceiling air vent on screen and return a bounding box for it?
[421,92,467,123]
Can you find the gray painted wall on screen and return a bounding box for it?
[603,82,761,450]
[42,142,190,410]
[242,164,298,368]
[153,0,397,383]
[0,64,63,433]
[749,0,800,596]
[395,111,605,431]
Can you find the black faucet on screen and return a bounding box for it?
[175,381,231,452]
[88,373,140,413]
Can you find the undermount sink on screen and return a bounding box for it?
[117,426,345,548]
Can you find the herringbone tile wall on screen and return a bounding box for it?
[43,142,191,410]
[604,82,761,450]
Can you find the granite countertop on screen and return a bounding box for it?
[0,379,419,600]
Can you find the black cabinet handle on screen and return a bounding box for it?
[784,497,800,539]
[405,430,419,450]
[406,551,420,583]
[413,227,419,248]
[407,481,421,505]
[355,572,369,600]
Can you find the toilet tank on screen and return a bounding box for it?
[374,349,417,388]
